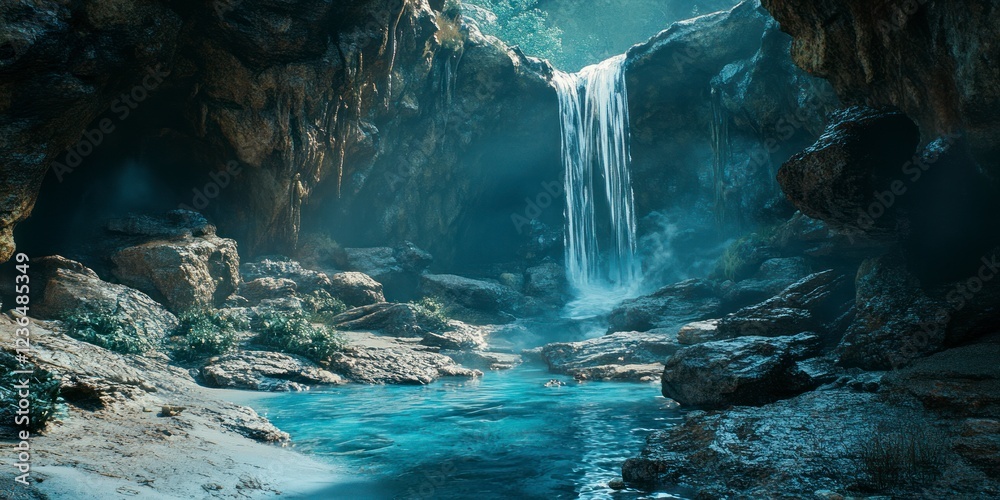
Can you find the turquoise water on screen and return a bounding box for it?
[251,364,690,500]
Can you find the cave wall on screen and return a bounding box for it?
[761,0,1000,176]
[0,0,559,270]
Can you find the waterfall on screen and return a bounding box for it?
[553,55,641,315]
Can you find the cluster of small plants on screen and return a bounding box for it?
[301,290,349,324]
[858,424,948,492]
[410,296,452,332]
[0,351,61,433]
[254,310,346,364]
[170,309,248,362]
[63,309,155,355]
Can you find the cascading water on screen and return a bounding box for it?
[553,55,641,317]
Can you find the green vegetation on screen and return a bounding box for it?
[171,309,246,362]
[436,0,466,51]
[410,296,452,331]
[254,311,346,364]
[63,309,154,355]
[0,351,61,433]
[715,227,778,281]
[301,290,349,324]
[462,0,563,62]
[858,424,947,492]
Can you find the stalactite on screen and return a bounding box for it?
[384,0,410,110]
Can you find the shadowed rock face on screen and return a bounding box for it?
[761,0,1000,176]
[0,0,559,269]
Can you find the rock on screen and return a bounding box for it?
[33,256,178,342]
[420,274,532,324]
[571,363,664,383]
[715,270,848,340]
[419,321,490,350]
[608,478,626,490]
[776,106,920,238]
[721,257,814,309]
[544,379,566,388]
[160,405,186,417]
[393,241,434,273]
[239,278,297,305]
[111,234,240,312]
[608,279,722,333]
[329,302,442,336]
[107,210,216,239]
[677,320,720,345]
[661,333,822,408]
[241,258,333,294]
[442,351,522,371]
[881,342,1000,419]
[326,332,481,385]
[327,272,385,307]
[523,262,570,306]
[837,254,947,370]
[622,391,939,496]
[340,243,432,300]
[761,0,1000,176]
[954,419,1000,475]
[540,331,680,382]
[201,351,347,392]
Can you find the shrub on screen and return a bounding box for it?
[0,351,61,433]
[858,424,948,492]
[435,1,467,52]
[301,290,349,324]
[171,309,244,362]
[410,296,452,332]
[63,309,154,354]
[254,311,346,364]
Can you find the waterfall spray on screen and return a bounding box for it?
[553,55,641,315]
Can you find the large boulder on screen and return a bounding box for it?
[327,332,481,385]
[339,243,433,301]
[621,390,960,497]
[608,279,722,333]
[328,272,385,307]
[111,233,240,312]
[661,333,822,408]
[882,342,1000,419]
[329,302,443,336]
[201,351,346,392]
[837,254,947,370]
[33,256,178,335]
[776,106,920,239]
[420,274,534,324]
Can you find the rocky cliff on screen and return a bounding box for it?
[0,0,559,270]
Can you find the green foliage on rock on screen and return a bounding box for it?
[462,0,564,62]
[171,309,245,362]
[63,309,155,355]
[254,311,346,364]
[410,296,452,332]
[301,290,349,324]
[0,351,61,433]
